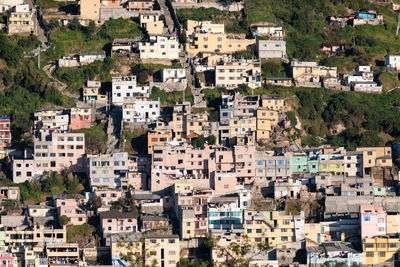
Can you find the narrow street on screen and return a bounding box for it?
[158,0,174,34]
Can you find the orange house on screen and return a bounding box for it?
[147,129,172,154]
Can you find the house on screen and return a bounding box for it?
[12,130,85,183]
[83,80,108,103]
[55,198,87,225]
[87,152,129,189]
[353,10,383,26]
[329,15,353,28]
[307,242,363,266]
[363,236,399,265]
[162,69,187,85]
[58,56,79,68]
[255,151,293,181]
[111,38,137,56]
[186,20,255,56]
[139,34,180,60]
[256,40,287,59]
[34,109,70,131]
[70,108,91,130]
[141,215,170,232]
[147,129,172,154]
[78,52,106,65]
[122,99,160,123]
[360,204,386,239]
[344,66,382,93]
[0,0,24,13]
[46,243,80,266]
[385,54,400,73]
[139,11,163,35]
[110,233,143,267]
[7,4,36,35]
[0,116,11,158]
[320,40,351,57]
[264,77,292,87]
[112,76,150,105]
[215,59,261,89]
[251,24,284,40]
[93,188,124,206]
[100,211,138,237]
[291,60,337,88]
[80,0,100,20]
[144,235,180,267]
[0,187,19,203]
[127,0,153,11]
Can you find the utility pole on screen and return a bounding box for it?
[37,45,40,69]
[396,12,400,36]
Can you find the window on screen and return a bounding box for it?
[376,243,386,248]
[366,252,374,258]
[365,243,374,248]
[378,252,386,257]
[378,218,385,223]
[168,251,176,255]
[364,216,371,221]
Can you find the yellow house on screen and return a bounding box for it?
[386,214,400,235]
[363,236,400,265]
[260,96,285,110]
[256,108,279,141]
[173,182,193,195]
[356,147,392,175]
[186,20,255,56]
[304,223,330,244]
[319,159,344,174]
[244,210,304,249]
[147,129,173,154]
[172,101,191,140]
[179,207,196,239]
[229,117,256,139]
[140,12,164,35]
[145,235,180,267]
[80,0,100,20]
[186,112,208,137]
[291,60,337,84]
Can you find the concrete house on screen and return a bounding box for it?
[122,99,160,123]
[7,4,36,35]
[100,211,138,238]
[251,24,284,40]
[83,80,108,103]
[139,34,180,60]
[162,68,187,84]
[215,59,261,89]
[256,40,287,59]
[291,60,338,88]
[139,11,163,35]
[385,54,400,73]
[112,76,150,105]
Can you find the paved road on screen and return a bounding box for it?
[106,109,122,153]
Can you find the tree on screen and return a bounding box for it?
[70,18,80,31]
[191,135,206,149]
[206,135,216,145]
[88,195,103,210]
[85,21,97,40]
[58,215,70,226]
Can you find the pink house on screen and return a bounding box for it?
[69,108,92,130]
[234,145,256,185]
[212,172,237,195]
[151,144,256,193]
[0,187,19,203]
[94,189,124,206]
[55,198,87,225]
[0,255,16,267]
[360,204,387,239]
[100,211,138,237]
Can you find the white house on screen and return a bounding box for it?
[139,34,180,60]
[256,40,287,59]
[122,99,161,123]
[161,68,187,85]
[385,55,400,73]
[251,25,284,40]
[112,76,150,106]
[344,66,382,94]
[79,52,106,65]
